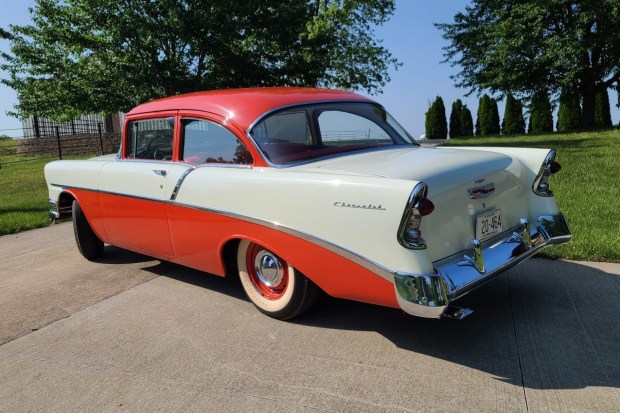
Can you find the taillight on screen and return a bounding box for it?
[398,183,434,249]
[416,198,435,216]
[533,150,560,197]
[549,160,562,174]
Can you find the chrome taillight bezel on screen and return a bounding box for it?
[533,150,558,197]
[397,182,431,249]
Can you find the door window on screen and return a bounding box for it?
[125,117,174,160]
[181,119,252,165]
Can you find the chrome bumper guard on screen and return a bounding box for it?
[49,200,60,222]
[394,213,571,319]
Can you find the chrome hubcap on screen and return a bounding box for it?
[254,250,284,287]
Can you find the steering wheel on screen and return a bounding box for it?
[145,135,172,159]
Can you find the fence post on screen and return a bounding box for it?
[55,126,62,160]
[98,122,104,155]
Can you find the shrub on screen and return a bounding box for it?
[476,94,500,136]
[461,105,474,137]
[425,96,447,139]
[449,99,464,138]
[529,90,554,133]
[502,94,525,135]
[557,87,581,132]
[594,88,613,129]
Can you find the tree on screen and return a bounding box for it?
[488,97,501,135]
[529,90,554,133]
[476,94,500,136]
[425,96,447,139]
[461,105,474,137]
[476,95,489,136]
[594,88,613,129]
[449,99,464,138]
[502,94,525,135]
[557,87,582,132]
[437,0,620,130]
[1,0,399,120]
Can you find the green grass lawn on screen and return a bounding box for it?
[0,155,53,235]
[0,138,87,235]
[442,129,620,262]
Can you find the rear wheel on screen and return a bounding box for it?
[72,200,104,260]
[237,240,318,320]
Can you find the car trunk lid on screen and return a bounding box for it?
[298,146,529,262]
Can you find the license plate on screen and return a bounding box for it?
[476,209,502,241]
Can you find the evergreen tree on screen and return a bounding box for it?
[449,99,464,138]
[529,90,554,133]
[425,96,448,139]
[503,94,525,135]
[477,94,501,136]
[594,88,613,129]
[476,94,489,135]
[488,97,501,135]
[557,88,581,132]
[461,105,474,137]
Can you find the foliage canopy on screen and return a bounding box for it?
[437,0,620,129]
[1,0,399,120]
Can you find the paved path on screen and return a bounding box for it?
[1,222,619,412]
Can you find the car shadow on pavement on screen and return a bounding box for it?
[295,259,620,391]
[100,246,249,301]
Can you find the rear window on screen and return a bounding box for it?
[250,103,416,165]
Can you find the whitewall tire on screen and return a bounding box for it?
[237,240,318,320]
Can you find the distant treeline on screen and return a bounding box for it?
[425,88,616,139]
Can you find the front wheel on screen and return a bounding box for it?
[237,240,318,320]
[72,200,104,260]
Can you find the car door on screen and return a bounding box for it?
[99,115,176,256]
[166,116,254,271]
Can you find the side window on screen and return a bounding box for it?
[317,111,392,146]
[251,110,311,145]
[181,119,253,165]
[125,117,174,160]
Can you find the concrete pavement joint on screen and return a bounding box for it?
[507,272,529,412]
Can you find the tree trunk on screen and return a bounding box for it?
[581,89,596,129]
[580,73,597,130]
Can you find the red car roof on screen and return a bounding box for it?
[127,87,374,130]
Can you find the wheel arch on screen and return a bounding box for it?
[216,233,397,310]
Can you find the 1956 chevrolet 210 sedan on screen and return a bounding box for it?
[45,88,571,320]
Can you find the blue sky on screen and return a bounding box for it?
[1,0,618,138]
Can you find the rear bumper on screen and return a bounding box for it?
[394,213,571,318]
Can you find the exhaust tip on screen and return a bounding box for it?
[442,306,473,320]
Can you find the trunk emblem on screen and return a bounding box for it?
[468,183,495,199]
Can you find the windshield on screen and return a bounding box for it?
[249,102,417,165]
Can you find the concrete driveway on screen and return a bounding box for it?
[1,222,619,412]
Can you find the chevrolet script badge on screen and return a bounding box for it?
[467,183,495,199]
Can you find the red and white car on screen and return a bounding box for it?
[45,88,571,319]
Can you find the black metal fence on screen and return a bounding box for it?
[0,120,121,169]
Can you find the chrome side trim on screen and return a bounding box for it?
[532,150,556,197]
[175,201,396,282]
[50,183,396,282]
[393,213,571,318]
[170,166,195,201]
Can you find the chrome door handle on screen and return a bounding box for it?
[153,169,167,177]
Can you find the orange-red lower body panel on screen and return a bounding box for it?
[72,190,399,310]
